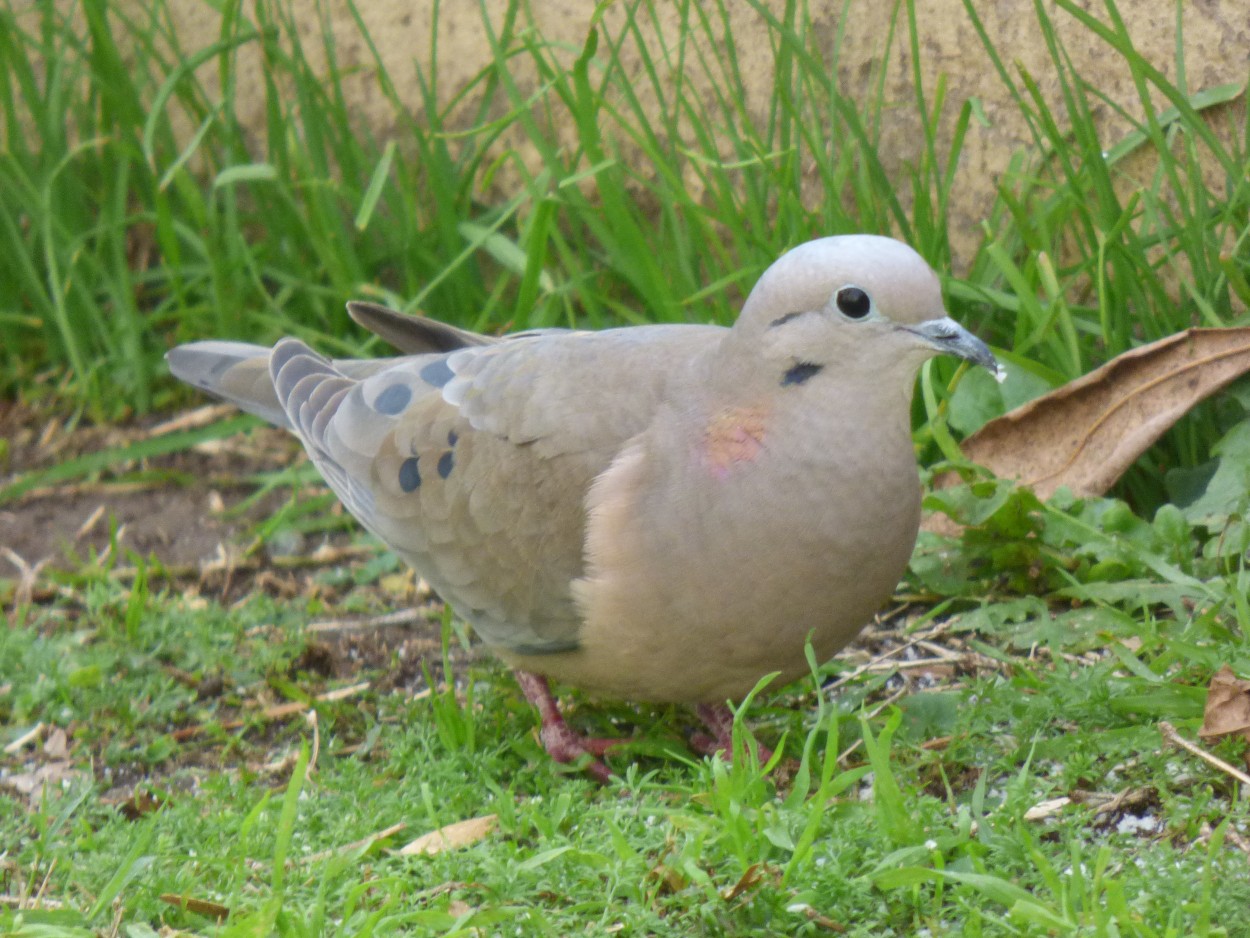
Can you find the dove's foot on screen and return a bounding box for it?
[514,670,619,783]
[689,702,774,765]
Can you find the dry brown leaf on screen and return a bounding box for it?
[159,893,231,921]
[720,862,774,901]
[116,789,171,821]
[397,814,497,856]
[1199,665,1250,741]
[43,727,68,759]
[647,861,687,895]
[938,327,1250,501]
[798,906,848,933]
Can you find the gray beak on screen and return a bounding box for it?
[905,317,1001,378]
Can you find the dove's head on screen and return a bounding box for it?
[735,235,1000,383]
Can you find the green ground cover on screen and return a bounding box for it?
[3,0,1250,934]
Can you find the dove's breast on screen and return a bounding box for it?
[515,385,923,704]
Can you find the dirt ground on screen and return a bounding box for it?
[3,400,302,567]
[0,399,473,694]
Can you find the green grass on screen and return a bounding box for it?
[5,0,1250,933]
[4,493,1250,935]
[3,0,1246,477]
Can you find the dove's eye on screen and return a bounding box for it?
[835,286,871,319]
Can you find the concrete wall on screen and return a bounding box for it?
[116,1,1248,268]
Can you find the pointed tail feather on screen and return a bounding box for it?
[166,341,290,428]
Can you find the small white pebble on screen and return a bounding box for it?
[1116,813,1161,835]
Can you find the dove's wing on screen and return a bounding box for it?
[261,324,719,653]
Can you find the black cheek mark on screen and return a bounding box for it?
[768,310,807,328]
[447,429,459,446]
[398,456,422,492]
[373,383,412,415]
[437,450,455,479]
[781,362,823,386]
[419,357,455,388]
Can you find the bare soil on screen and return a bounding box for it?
[1,400,499,804]
[0,400,466,686]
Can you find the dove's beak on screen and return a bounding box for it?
[904,317,1002,380]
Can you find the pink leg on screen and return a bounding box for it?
[689,702,774,764]
[513,670,620,783]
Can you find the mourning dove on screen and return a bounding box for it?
[168,235,999,779]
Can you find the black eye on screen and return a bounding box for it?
[836,286,871,319]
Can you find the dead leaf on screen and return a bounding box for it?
[0,761,82,807]
[397,814,497,856]
[721,862,770,901]
[800,905,850,935]
[646,862,687,895]
[934,327,1250,506]
[1024,796,1071,821]
[43,727,68,759]
[116,789,171,821]
[159,893,231,920]
[1199,665,1250,741]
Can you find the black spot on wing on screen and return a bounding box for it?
[781,361,823,386]
[437,450,455,479]
[447,429,459,446]
[373,383,412,415]
[398,456,422,492]
[419,357,455,388]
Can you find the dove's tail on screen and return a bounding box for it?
[166,341,291,428]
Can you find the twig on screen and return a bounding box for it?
[317,681,371,702]
[859,656,960,675]
[73,504,107,542]
[307,709,320,775]
[170,682,371,742]
[836,685,909,764]
[0,894,65,909]
[3,722,44,755]
[2,547,49,606]
[1159,721,1250,791]
[146,403,239,438]
[824,619,954,694]
[309,608,427,633]
[915,639,965,660]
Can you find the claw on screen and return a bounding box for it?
[514,673,773,778]
[690,702,774,764]
[514,670,622,782]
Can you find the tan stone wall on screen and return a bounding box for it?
[109,2,1250,267]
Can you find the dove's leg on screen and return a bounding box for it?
[689,703,774,764]
[513,670,618,783]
